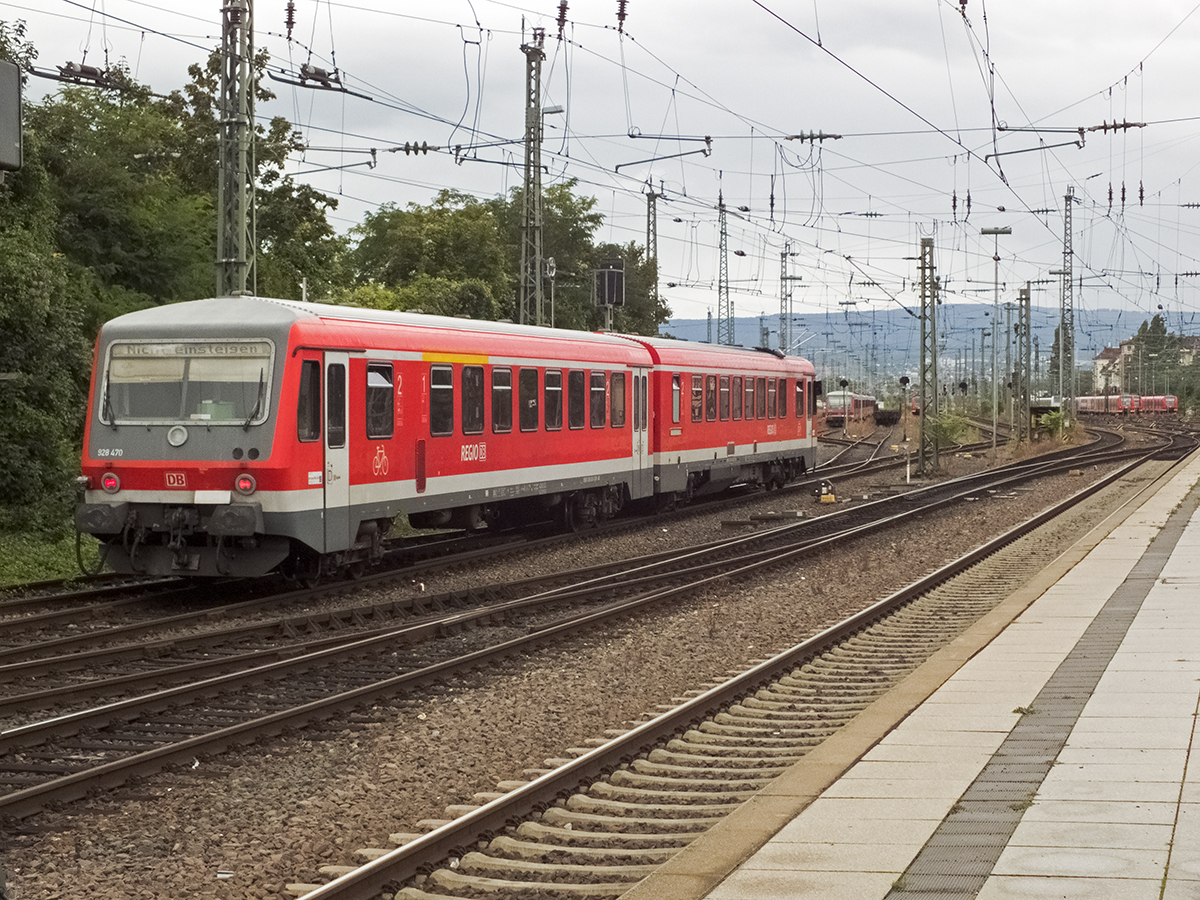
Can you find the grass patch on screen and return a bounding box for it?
[0,531,102,588]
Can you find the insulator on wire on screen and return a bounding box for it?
[557,1,569,40]
[285,1,296,41]
[617,0,628,33]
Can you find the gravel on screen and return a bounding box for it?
[0,440,1140,900]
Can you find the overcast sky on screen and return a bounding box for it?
[7,0,1200,360]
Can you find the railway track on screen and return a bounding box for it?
[286,432,1196,900]
[0,427,1182,827]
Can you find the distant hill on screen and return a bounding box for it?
[659,306,1186,380]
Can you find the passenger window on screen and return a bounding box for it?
[568,370,586,430]
[366,362,394,439]
[744,377,756,420]
[430,365,454,436]
[705,375,718,422]
[756,377,767,418]
[719,375,730,421]
[590,371,607,428]
[691,374,703,423]
[545,370,563,430]
[778,378,788,418]
[672,374,681,423]
[462,365,485,435]
[732,375,743,420]
[492,367,512,434]
[519,368,539,432]
[327,363,346,448]
[297,359,321,442]
[611,372,626,427]
[767,378,777,418]
[796,380,805,418]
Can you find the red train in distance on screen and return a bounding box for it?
[823,390,876,428]
[1076,394,1177,415]
[76,297,820,578]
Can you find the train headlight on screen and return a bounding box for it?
[101,472,121,494]
[234,473,257,496]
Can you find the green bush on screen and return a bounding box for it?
[0,531,101,588]
[928,412,979,446]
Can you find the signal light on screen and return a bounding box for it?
[234,473,257,496]
[101,472,121,494]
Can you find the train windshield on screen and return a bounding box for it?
[102,340,273,425]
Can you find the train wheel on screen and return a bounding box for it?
[558,496,581,532]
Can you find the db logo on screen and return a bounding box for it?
[166,472,187,488]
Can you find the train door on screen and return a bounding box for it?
[324,351,352,552]
[631,367,652,498]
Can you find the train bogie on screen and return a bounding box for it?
[77,297,818,577]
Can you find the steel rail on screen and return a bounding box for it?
[0,434,1180,822]
[299,441,1193,900]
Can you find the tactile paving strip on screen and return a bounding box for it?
[883,485,1200,899]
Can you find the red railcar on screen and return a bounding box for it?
[76,297,818,577]
[1139,395,1178,414]
[823,390,876,428]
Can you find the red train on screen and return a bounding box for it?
[1076,394,1177,415]
[823,390,876,428]
[75,297,819,577]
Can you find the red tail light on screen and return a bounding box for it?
[235,473,256,496]
[101,472,121,494]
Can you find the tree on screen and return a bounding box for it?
[349,190,511,317]
[255,181,347,301]
[26,76,213,306]
[591,241,669,336]
[166,50,342,300]
[1130,314,1179,394]
[0,22,94,533]
[486,180,668,335]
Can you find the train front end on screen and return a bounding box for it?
[76,297,306,577]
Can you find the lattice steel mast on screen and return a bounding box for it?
[1060,186,1075,421]
[518,27,546,325]
[917,237,938,474]
[217,0,255,296]
[646,183,659,314]
[1017,283,1031,443]
[717,193,733,345]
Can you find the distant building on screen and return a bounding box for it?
[1093,346,1121,392]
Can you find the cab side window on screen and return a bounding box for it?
[297,359,321,442]
[366,362,394,439]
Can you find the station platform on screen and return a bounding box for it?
[625,451,1200,900]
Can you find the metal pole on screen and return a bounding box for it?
[981,226,1011,454]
